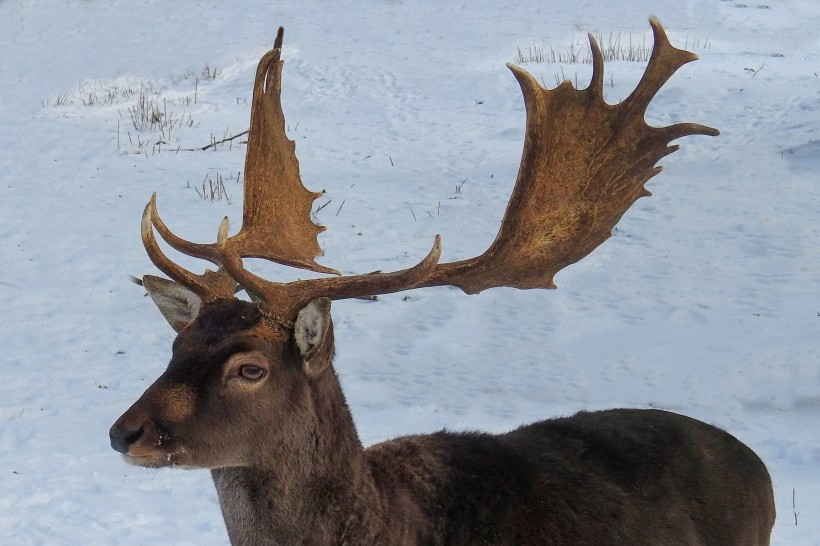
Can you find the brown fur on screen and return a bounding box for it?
[111,299,775,545]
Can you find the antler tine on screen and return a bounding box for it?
[273,26,284,51]
[141,201,236,301]
[417,18,718,295]
[587,32,605,100]
[149,194,223,266]
[623,17,699,116]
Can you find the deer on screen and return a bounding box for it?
[110,19,775,546]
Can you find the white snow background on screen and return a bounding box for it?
[1,0,818,544]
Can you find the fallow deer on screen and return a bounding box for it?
[110,19,776,545]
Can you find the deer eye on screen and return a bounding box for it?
[238,365,266,380]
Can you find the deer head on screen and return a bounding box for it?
[111,19,717,470]
[109,294,337,469]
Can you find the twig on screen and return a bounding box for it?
[168,130,250,152]
[199,129,248,151]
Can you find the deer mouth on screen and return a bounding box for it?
[121,445,190,468]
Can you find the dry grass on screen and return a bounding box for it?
[191,171,241,203]
[515,30,710,65]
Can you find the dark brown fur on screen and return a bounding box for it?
[111,299,775,545]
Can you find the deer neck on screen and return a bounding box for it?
[210,367,384,546]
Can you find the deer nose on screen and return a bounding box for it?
[109,418,146,454]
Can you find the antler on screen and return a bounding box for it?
[418,17,718,293]
[141,27,442,319]
[141,18,717,326]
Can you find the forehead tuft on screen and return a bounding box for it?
[183,298,263,346]
[166,298,292,382]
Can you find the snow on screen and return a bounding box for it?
[1,0,818,544]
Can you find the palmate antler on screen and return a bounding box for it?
[142,18,717,326]
[418,17,719,293]
[143,28,334,304]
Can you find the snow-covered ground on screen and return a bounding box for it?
[1,0,818,544]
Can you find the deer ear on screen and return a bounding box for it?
[141,275,202,332]
[294,297,332,374]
